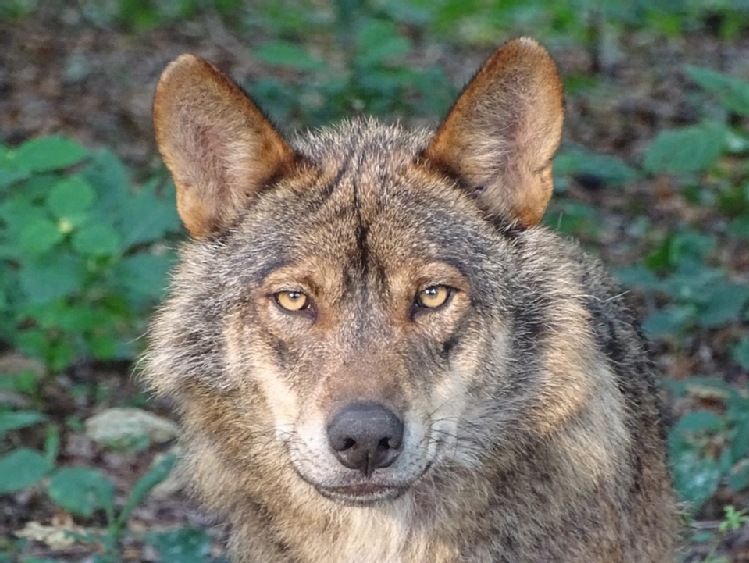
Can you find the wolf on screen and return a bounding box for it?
[144,37,677,561]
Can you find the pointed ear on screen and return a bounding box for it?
[425,37,564,228]
[153,54,295,237]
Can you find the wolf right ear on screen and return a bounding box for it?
[425,38,564,228]
[153,55,295,238]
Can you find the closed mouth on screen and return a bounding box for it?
[316,483,407,505]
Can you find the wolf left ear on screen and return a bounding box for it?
[153,54,295,238]
[425,37,564,228]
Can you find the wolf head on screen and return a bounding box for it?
[146,38,576,507]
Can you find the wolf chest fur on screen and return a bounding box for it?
[144,37,677,561]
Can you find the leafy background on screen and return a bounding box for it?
[1,0,749,561]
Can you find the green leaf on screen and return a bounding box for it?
[15,136,88,173]
[670,449,721,511]
[255,41,327,72]
[14,329,76,372]
[355,19,411,66]
[554,147,638,187]
[0,197,41,236]
[733,338,749,370]
[615,265,661,291]
[643,121,728,175]
[729,215,749,239]
[731,418,749,463]
[18,252,86,303]
[697,282,749,328]
[144,527,211,562]
[83,149,131,211]
[0,448,52,492]
[728,460,749,493]
[17,216,64,255]
[114,252,174,306]
[686,66,749,116]
[646,229,716,272]
[0,167,30,190]
[25,300,105,332]
[642,304,695,338]
[44,425,60,464]
[87,332,119,360]
[118,180,180,247]
[0,410,46,434]
[46,174,96,228]
[71,224,123,256]
[14,173,62,203]
[117,454,176,526]
[47,467,115,518]
[670,410,725,444]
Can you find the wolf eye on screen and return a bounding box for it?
[275,290,310,312]
[415,286,451,310]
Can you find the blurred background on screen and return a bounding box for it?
[1,1,749,561]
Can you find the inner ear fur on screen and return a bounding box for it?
[425,37,564,228]
[153,54,295,238]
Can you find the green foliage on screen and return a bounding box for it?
[719,505,749,533]
[0,137,180,371]
[644,121,728,175]
[0,398,178,557]
[247,4,455,127]
[144,527,218,563]
[0,0,36,20]
[48,467,115,519]
[685,66,749,117]
[78,0,240,31]
[0,448,52,493]
[554,146,639,191]
[696,505,749,563]
[0,410,46,433]
[667,379,749,512]
[613,65,749,544]
[633,69,749,370]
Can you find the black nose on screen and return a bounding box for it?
[326,402,404,477]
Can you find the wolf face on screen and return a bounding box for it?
[218,122,520,506]
[145,37,675,562]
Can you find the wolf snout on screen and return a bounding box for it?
[326,401,404,477]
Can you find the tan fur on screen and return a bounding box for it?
[153,54,295,237]
[426,36,564,227]
[144,38,677,561]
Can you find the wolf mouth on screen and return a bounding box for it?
[301,459,436,506]
[316,483,407,505]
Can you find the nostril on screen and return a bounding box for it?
[378,437,394,451]
[342,438,356,451]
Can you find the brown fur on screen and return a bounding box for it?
[144,38,677,561]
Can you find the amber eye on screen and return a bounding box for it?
[275,290,309,312]
[415,286,451,310]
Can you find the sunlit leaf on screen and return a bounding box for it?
[670,449,721,511]
[48,467,114,518]
[46,175,95,227]
[644,121,727,175]
[15,136,88,173]
[71,224,123,256]
[686,66,749,116]
[0,411,46,434]
[0,448,52,493]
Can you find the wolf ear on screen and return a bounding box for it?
[153,55,295,237]
[425,37,564,228]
